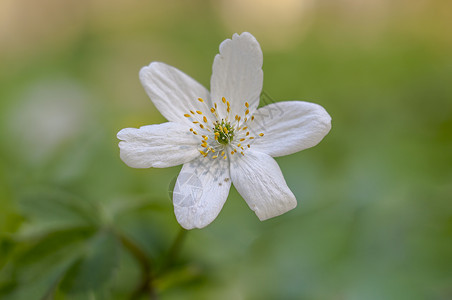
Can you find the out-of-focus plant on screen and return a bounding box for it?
[0,188,195,299]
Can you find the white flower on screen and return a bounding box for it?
[117,32,331,229]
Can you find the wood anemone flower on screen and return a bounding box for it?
[117,32,331,229]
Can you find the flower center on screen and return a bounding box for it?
[183,97,264,160]
[214,120,234,145]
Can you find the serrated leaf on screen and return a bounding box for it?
[18,187,100,231]
[0,228,91,298]
[0,248,80,300]
[16,227,96,268]
[60,230,120,295]
[0,227,101,300]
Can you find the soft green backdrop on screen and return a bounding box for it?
[1,0,451,299]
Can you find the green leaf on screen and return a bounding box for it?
[0,247,81,300]
[0,227,94,300]
[155,264,205,292]
[108,196,171,220]
[15,227,96,268]
[0,235,15,269]
[18,187,100,234]
[60,230,120,295]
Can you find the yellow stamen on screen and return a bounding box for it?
[259,133,264,137]
[251,116,255,121]
[198,98,204,102]
[237,143,241,147]
[247,144,250,148]
[203,116,207,123]
[193,121,199,124]
[245,109,249,115]
[249,137,254,139]
[242,127,248,130]
[221,151,225,156]
[224,127,228,134]
[212,155,218,159]
[222,97,226,103]
[245,102,249,108]
[246,132,249,136]
[241,152,244,156]
[210,108,216,113]
[190,110,195,114]
[196,110,203,115]
[184,114,191,117]
[231,151,234,155]
[240,138,245,142]
[200,124,205,129]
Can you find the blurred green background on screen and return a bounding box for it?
[1,0,452,299]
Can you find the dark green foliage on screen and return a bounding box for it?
[60,230,120,294]
[1,1,452,299]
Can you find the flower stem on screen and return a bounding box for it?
[159,227,188,274]
[116,230,158,300]
[117,227,188,300]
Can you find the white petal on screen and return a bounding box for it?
[173,156,231,229]
[210,32,263,118]
[140,62,213,126]
[230,150,296,221]
[248,101,331,157]
[117,122,200,168]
